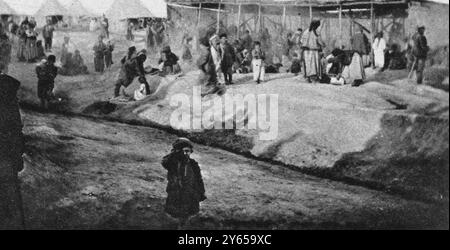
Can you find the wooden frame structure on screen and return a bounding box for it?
[167,0,409,47]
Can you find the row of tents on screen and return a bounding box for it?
[1,0,168,24]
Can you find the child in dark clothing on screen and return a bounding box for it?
[105,40,114,69]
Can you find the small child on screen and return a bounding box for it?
[36,40,46,60]
[105,40,114,69]
[251,41,266,84]
[290,52,302,76]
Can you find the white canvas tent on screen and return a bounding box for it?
[65,0,94,26]
[0,0,16,15]
[105,0,154,32]
[34,0,69,17]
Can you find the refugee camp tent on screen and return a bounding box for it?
[34,0,70,27]
[105,0,154,32]
[141,0,168,19]
[0,0,16,15]
[65,0,94,26]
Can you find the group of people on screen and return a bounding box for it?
[13,17,46,63]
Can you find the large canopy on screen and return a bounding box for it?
[166,0,408,7]
[0,0,16,15]
[34,0,69,17]
[105,0,154,20]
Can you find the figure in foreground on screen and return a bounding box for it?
[162,138,207,229]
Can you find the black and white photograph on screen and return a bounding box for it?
[0,0,448,236]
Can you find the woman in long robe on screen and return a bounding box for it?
[301,20,325,83]
[16,27,27,62]
[372,32,387,69]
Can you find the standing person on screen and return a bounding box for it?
[16,25,27,62]
[101,14,109,39]
[36,55,58,109]
[61,36,76,70]
[93,36,107,73]
[162,138,207,228]
[104,40,114,70]
[411,26,429,85]
[42,19,55,52]
[197,37,221,97]
[351,25,371,68]
[28,17,37,30]
[240,30,253,51]
[181,32,193,62]
[25,25,38,63]
[372,31,387,69]
[0,24,12,74]
[146,20,155,51]
[0,61,25,230]
[126,21,134,41]
[301,20,325,83]
[252,41,266,84]
[219,33,236,85]
[209,35,223,84]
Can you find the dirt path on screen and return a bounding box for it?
[19,109,448,229]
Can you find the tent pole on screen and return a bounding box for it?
[197,3,202,27]
[370,1,375,67]
[237,4,241,38]
[339,4,342,48]
[309,2,313,23]
[282,5,286,32]
[217,1,221,34]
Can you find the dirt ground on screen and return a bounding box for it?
[20,109,448,229]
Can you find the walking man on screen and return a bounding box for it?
[42,19,55,52]
[219,33,236,85]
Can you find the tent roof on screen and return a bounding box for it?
[166,0,408,7]
[35,0,69,17]
[66,0,95,16]
[105,0,154,20]
[0,0,16,15]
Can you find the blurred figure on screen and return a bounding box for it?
[25,24,38,63]
[93,35,107,73]
[372,31,386,69]
[36,55,58,109]
[197,36,221,97]
[105,40,114,69]
[181,32,193,62]
[351,25,371,67]
[240,30,253,51]
[16,24,27,62]
[0,24,12,74]
[36,40,46,60]
[159,46,181,75]
[252,41,266,84]
[411,26,429,84]
[0,60,25,230]
[42,19,55,52]
[126,21,134,41]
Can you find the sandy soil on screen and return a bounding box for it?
[20,109,448,229]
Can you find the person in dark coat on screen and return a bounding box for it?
[411,26,429,84]
[240,30,253,51]
[93,35,107,73]
[36,55,58,109]
[105,40,114,69]
[158,46,180,76]
[114,49,150,98]
[219,33,236,85]
[0,61,25,230]
[197,37,221,97]
[162,138,206,227]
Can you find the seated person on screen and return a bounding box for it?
[235,49,252,74]
[384,44,406,70]
[36,40,46,60]
[290,52,302,75]
[158,46,181,76]
[59,49,88,75]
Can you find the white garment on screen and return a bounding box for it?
[372,38,386,68]
[252,59,265,81]
[211,46,222,82]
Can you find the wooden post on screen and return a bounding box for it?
[197,3,202,27]
[309,2,313,23]
[217,1,221,34]
[237,4,241,38]
[370,1,375,67]
[258,1,262,33]
[339,5,342,48]
[282,5,287,32]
